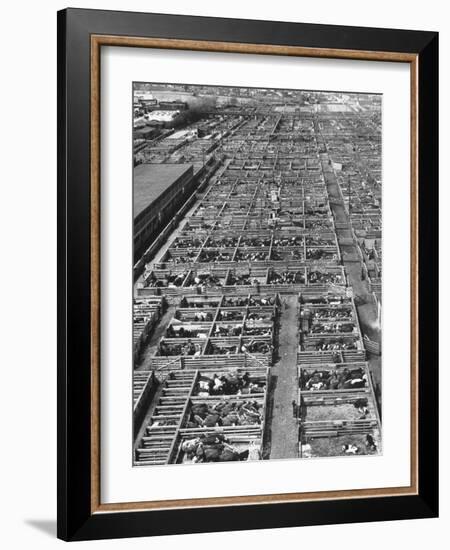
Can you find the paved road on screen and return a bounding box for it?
[320,153,382,398]
[267,295,299,459]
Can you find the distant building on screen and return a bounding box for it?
[141,98,158,107]
[134,164,195,260]
[133,126,159,140]
[158,100,188,111]
[146,110,184,128]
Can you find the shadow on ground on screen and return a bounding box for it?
[262,374,278,459]
[25,519,56,538]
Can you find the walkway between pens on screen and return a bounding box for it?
[266,295,299,459]
[320,152,382,404]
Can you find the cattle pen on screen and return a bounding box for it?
[132,84,382,465]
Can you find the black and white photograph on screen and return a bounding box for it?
[132,82,382,466]
[0,0,442,546]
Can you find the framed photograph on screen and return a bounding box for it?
[57,8,438,541]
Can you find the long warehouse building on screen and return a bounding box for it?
[133,163,194,262]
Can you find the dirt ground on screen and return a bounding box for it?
[304,403,373,422]
[302,433,379,458]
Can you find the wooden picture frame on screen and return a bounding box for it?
[57,8,438,541]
